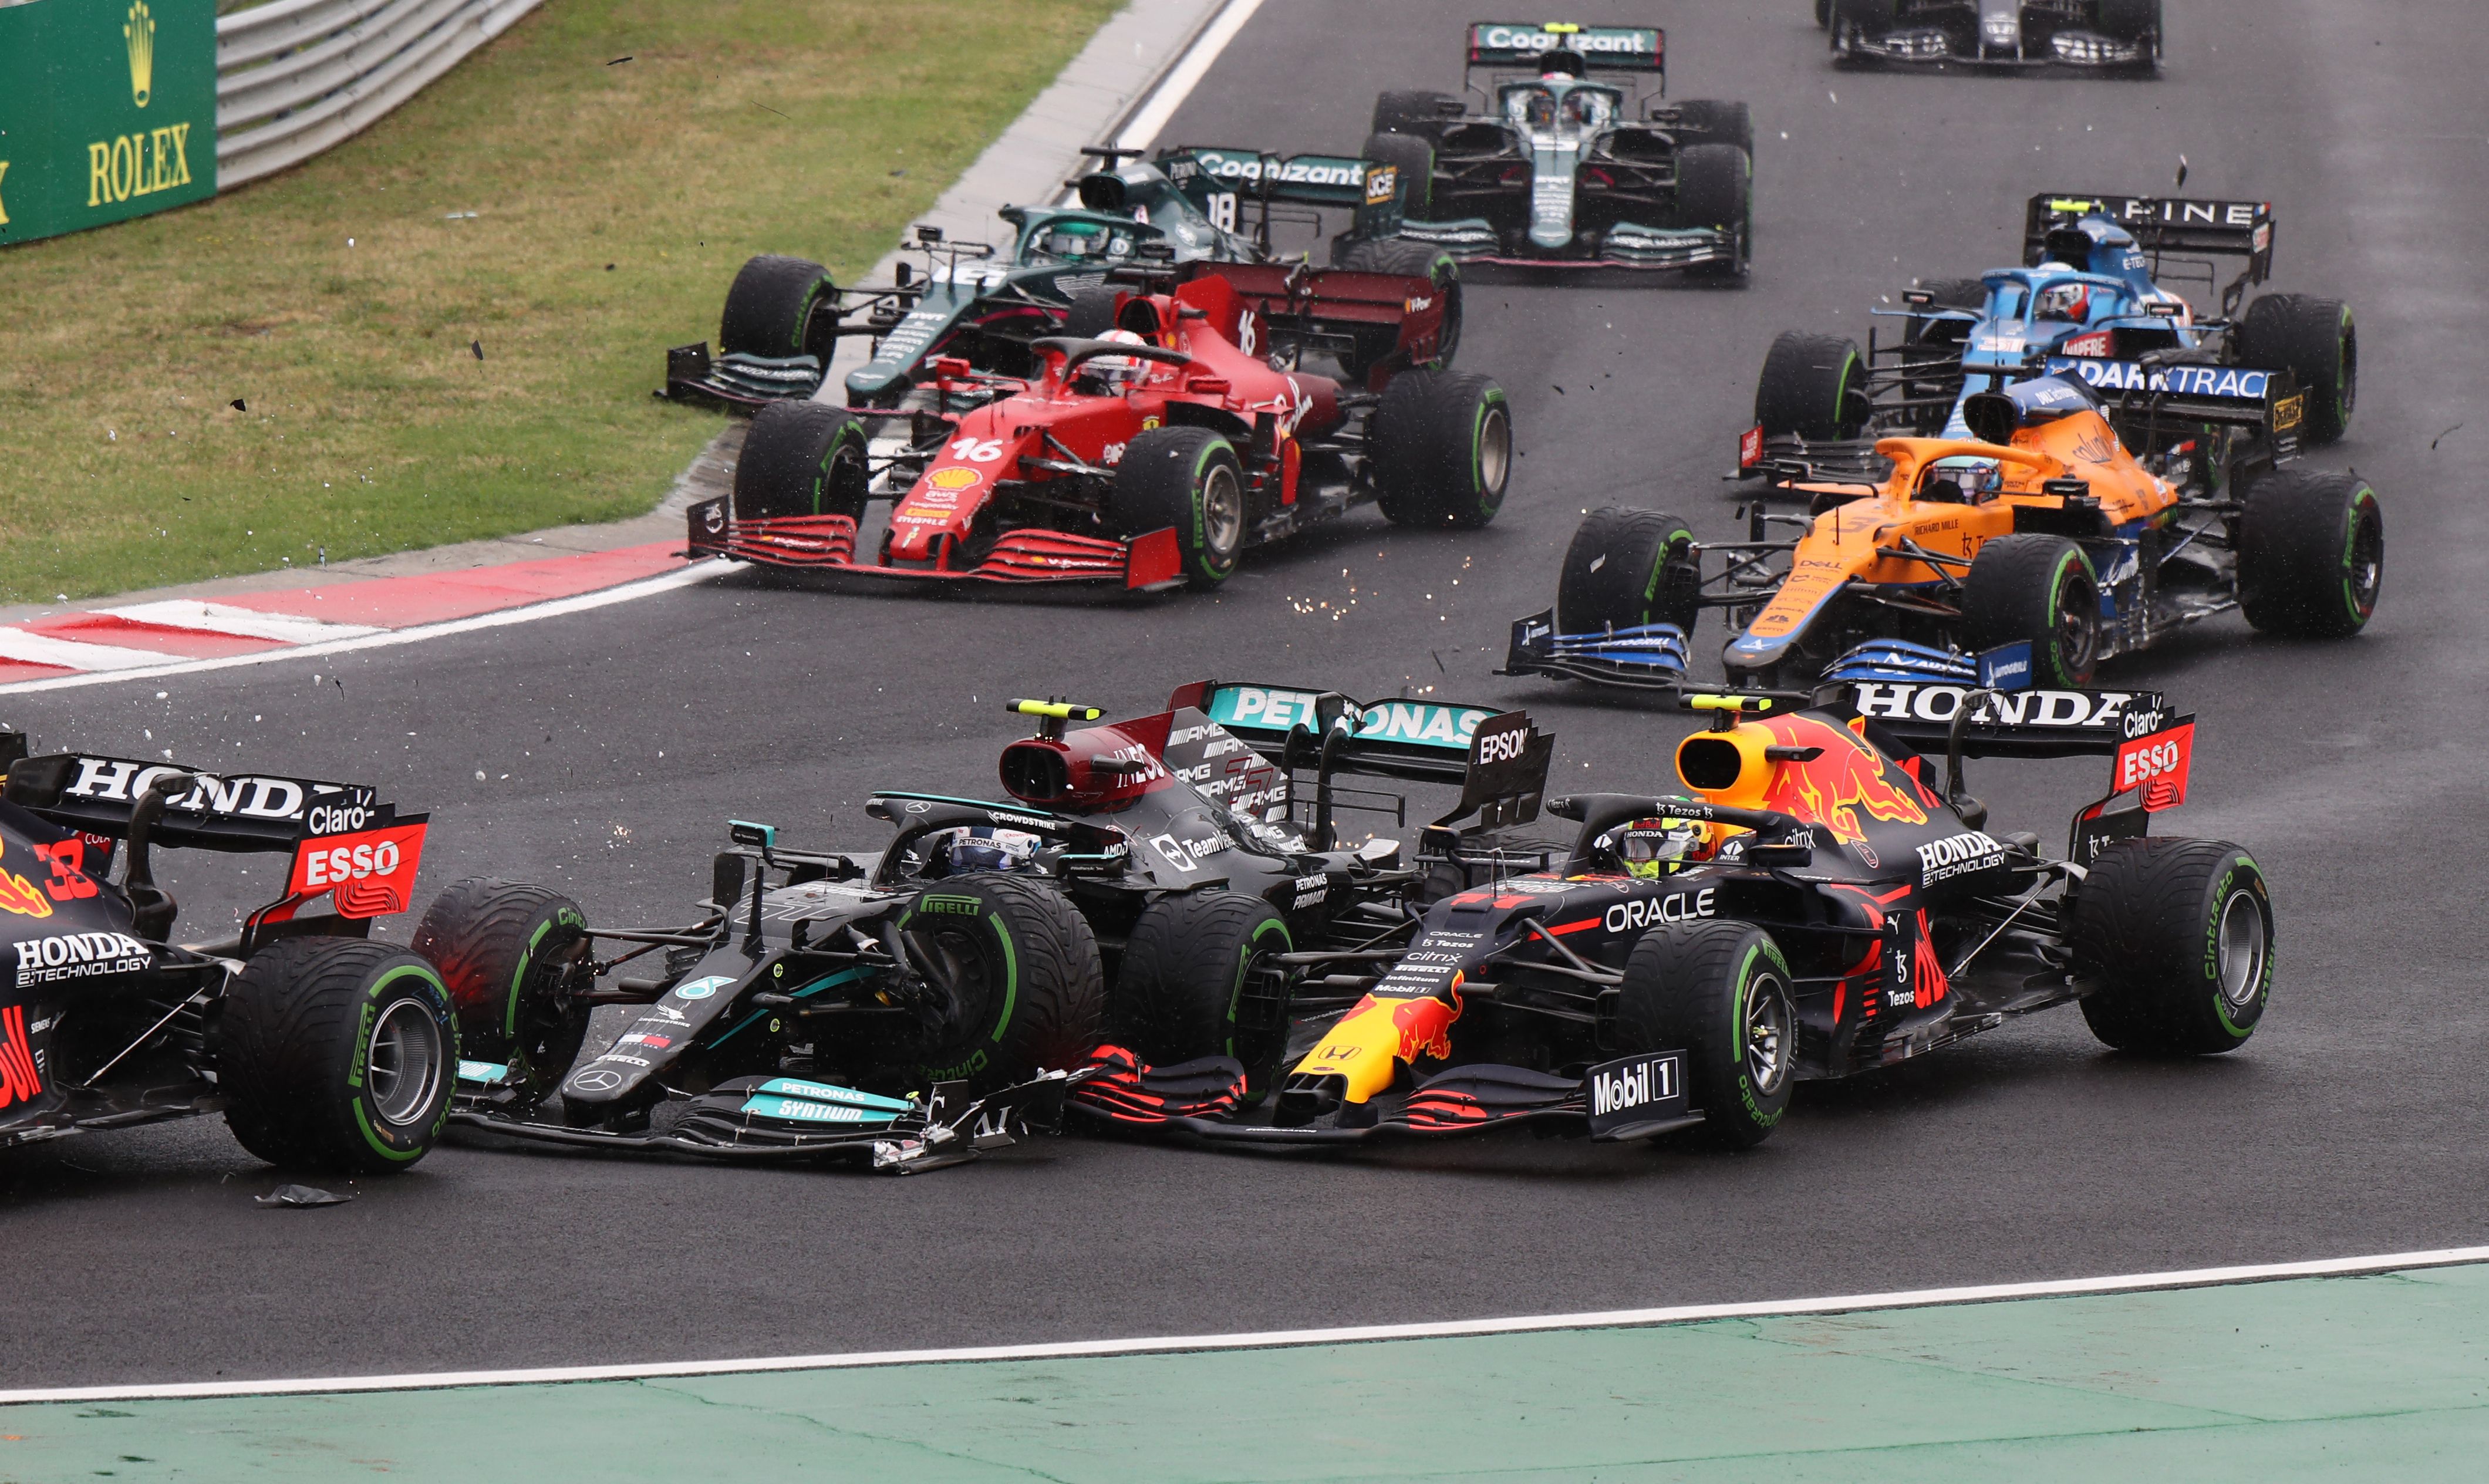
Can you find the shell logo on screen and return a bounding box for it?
[927,467,982,493]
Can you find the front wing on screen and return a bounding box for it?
[1396,217,1738,272]
[685,498,1185,591]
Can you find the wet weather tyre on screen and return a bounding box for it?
[734,400,870,522]
[1557,508,1700,638]
[1359,131,1436,220]
[1335,235,1459,379]
[215,938,457,1174]
[2072,838,2272,1055]
[1961,534,2100,686]
[1111,892,1294,1087]
[1613,921,1796,1149]
[1754,332,1866,439]
[1669,102,1755,161]
[1372,370,1513,528]
[1672,143,1752,281]
[412,878,591,1104]
[1061,286,1120,339]
[898,873,1105,1093]
[2238,468,2383,639]
[1372,89,1456,141]
[2235,294,2355,445]
[719,254,837,360]
[1112,427,1246,589]
[1814,0,1832,25]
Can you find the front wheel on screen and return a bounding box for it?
[719,255,837,360]
[1754,332,1867,440]
[1110,892,1294,1091]
[1613,921,1796,1149]
[1372,370,1512,528]
[2073,839,2273,1055]
[1333,234,1459,380]
[1112,426,1246,589]
[898,873,1105,1092]
[1961,534,2100,686]
[215,939,458,1174]
[734,400,870,522]
[1557,507,1700,638]
[2238,467,2383,638]
[1672,142,1752,282]
[412,878,592,1104]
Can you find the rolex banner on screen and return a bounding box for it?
[0,0,217,246]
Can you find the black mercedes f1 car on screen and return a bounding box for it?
[0,736,456,1176]
[435,681,1551,1171]
[1822,0,2161,72]
[1074,680,2268,1152]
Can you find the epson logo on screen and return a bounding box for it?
[1590,1055,1675,1117]
[15,931,151,984]
[1604,888,1715,934]
[1917,831,2006,885]
[1474,725,1533,765]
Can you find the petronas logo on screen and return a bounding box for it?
[125,0,155,108]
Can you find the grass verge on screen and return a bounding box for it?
[0,0,1120,604]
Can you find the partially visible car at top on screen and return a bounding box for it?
[1820,0,2161,72]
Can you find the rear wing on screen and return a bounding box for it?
[3,753,428,919]
[2025,193,2274,311]
[1829,682,2175,760]
[1468,21,1665,73]
[1172,681,1553,832]
[2039,355,2307,451]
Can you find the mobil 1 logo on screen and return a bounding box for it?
[1584,1049,1689,1139]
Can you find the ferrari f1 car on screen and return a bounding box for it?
[660,144,1416,411]
[0,738,456,1176]
[1756,193,2356,458]
[1822,0,2161,72]
[434,682,1552,1171]
[688,259,1506,592]
[1074,679,2267,1150]
[1359,21,1752,276]
[1506,368,2382,694]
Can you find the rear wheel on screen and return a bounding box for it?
[1112,426,1246,589]
[2238,467,2383,638]
[1110,892,1294,1091]
[1061,286,1119,339]
[2073,838,2272,1055]
[1557,507,1699,637]
[1613,921,1795,1149]
[897,874,1104,1093]
[1961,534,2100,686]
[412,878,591,1104]
[734,400,869,522]
[215,939,457,1174]
[719,255,837,360]
[2236,294,2355,445]
[1372,370,1512,528]
[1754,332,1867,439]
[1358,131,1435,220]
[1371,89,1456,141]
[1672,142,1752,282]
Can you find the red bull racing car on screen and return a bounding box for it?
[1074,679,2271,1151]
[688,259,1508,592]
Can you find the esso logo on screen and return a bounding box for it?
[302,839,402,888]
[306,804,373,837]
[2119,738,2182,789]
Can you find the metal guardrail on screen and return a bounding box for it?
[215,0,539,187]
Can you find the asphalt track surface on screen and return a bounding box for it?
[5,0,2484,1389]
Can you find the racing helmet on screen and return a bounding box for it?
[932,825,1044,876]
[1598,815,1709,879]
[2038,279,2093,322]
[1082,329,1151,391]
[1040,220,1107,260]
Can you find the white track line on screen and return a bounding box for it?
[6,1244,2483,1406]
[0,629,194,672]
[99,599,384,643]
[0,561,733,697]
[1107,0,1265,153]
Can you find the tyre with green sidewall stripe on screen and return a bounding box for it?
[1613,920,1796,1149]
[1372,370,1512,528]
[412,877,592,1104]
[899,873,1104,1094]
[1111,426,1246,590]
[2237,467,2383,639]
[1111,891,1294,1091]
[719,254,837,360]
[1961,534,2100,686]
[2072,838,2273,1055]
[735,400,871,522]
[2235,292,2355,446]
[1557,507,1701,638]
[214,938,457,1173]
[1754,331,1867,439]
[1333,234,1461,380]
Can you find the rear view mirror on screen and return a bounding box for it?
[1745,842,1814,868]
[727,820,776,850]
